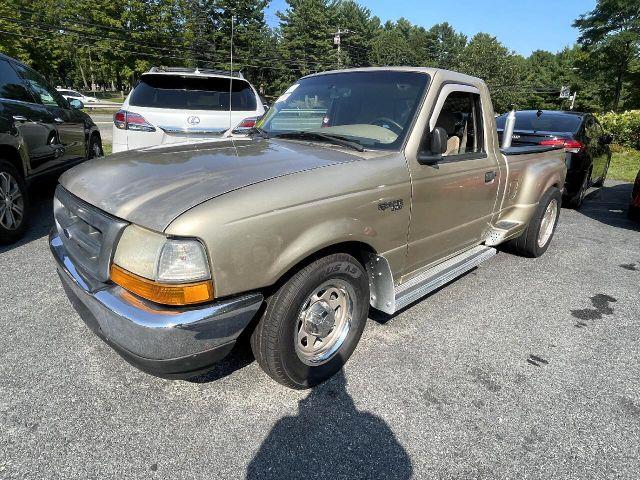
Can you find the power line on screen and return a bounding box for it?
[2,18,345,70]
[9,7,341,69]
[0,28,342,74]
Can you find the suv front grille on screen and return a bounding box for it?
[53,186,128,283]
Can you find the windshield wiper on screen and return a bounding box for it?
[274,131,365,152]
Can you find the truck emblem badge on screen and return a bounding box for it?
[378,199,403,212]
[187,116,201,125]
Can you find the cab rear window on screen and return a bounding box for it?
[496,111,582,133]
[129,74,257,111]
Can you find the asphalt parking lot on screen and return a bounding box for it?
[1,181,639,479]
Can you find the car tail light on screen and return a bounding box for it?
[113,110,156,132]
[539,138,584,154]
[236,117,257,129]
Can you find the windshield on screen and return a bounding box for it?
[130,74,257,111]
[496,111,582,134]
[258,71,430,150]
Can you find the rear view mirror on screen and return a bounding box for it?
[599,134,613,145]
[417,126,448,165]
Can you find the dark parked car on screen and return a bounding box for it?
[0,53,103,244]
[630,169,640,221]
[497,110,612,208]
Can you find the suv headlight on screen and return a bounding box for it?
[111,225,213,306]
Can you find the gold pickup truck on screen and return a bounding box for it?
[50,67,566,389]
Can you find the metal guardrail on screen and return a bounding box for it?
[83,102,123,110]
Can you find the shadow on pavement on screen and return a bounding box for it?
[187,340,256,384]
[246,370,413,480]
[0,179,56,254]
[577,182,639,232]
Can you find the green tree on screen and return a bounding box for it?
[423,22,467,69]
[574,0,640,111]
[458,33,524,112]
[331,0,379,67]
[277,0,338,86]
[369,22,412,66]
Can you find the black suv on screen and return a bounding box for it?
[0,53,102,243]
[497,110,612,208]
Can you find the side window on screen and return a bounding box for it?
[13,64,67,108]
[0,60,34,103]
[433,91,484,158]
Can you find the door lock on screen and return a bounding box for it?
[485,171,497,183]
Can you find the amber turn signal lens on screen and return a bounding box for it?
[110,264,214,306]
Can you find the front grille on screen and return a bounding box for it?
[54,186,128,283]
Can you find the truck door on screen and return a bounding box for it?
[0,59,63,174]
[584,117,609,180]
[13,63,86,166]
[404,84,501,275]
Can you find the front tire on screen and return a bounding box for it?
[250,253,369,389]
[88,134,103,159]
[0,160,29,245]
[506,187,561,258]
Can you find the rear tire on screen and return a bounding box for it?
[250,253,369,389]
[506,187,561,258]
[567,169,591,209]
[0,160,29,245]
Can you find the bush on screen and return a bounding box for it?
[597,110,640,150]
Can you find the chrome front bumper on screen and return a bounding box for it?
[50,231,263,378]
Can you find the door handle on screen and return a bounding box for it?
[54,117,65,124]
[485,171,497,183]
[12,115,28,122]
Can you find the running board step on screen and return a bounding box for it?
[392,245,497,312]
[485,220,524,246]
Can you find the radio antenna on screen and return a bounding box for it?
[228,14,235,130]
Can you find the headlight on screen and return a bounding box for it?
[111,225,213,306]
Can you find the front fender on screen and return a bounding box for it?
[166,154,412,297]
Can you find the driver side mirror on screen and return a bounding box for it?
[417,127,448,165]
[599,133,613,145]
[69,98,84,110]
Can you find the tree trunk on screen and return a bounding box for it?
[613,64,624,112]
[77,56,88,89]
[88,50,96,92]
[115,69,123,92]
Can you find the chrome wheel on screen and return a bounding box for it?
[295,279,355,366]
[537,198,558,248]
[0,171,24,231]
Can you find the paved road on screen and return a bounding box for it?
[1,182,639,479]
[88,112,114,146]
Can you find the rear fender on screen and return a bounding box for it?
[498,150,566,225]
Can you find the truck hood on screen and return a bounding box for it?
[60,138,363,232]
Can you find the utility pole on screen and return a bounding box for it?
[332,28,351,68]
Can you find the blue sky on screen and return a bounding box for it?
[265,0,597,56]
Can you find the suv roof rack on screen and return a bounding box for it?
[147,66,244,79]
